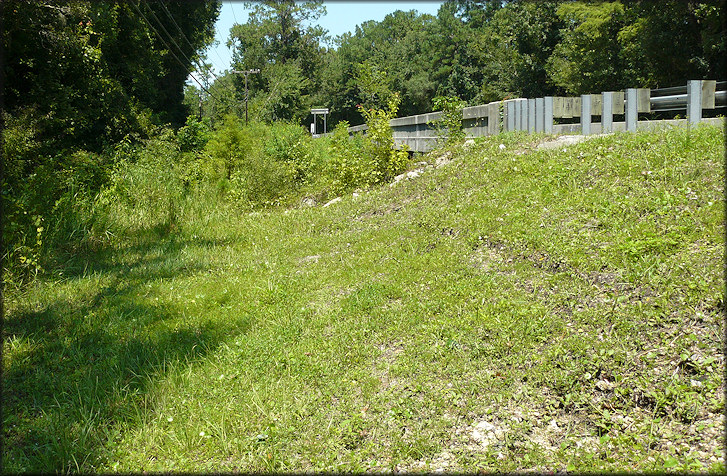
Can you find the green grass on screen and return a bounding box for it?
[3,124,724,473]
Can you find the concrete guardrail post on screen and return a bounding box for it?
[602,91,613,133]
[535,98,544,132]
[488,102,501,135]
[625,88,637,132]
[581,94,591,135]
[519,99,528,131]
[506,100,516,132]
[528,99,536,133]
[544,97,553,133]
[687,80,702,124]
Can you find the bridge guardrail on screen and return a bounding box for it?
[344,79,726,153]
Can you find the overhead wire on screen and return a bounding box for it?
[134,0,263,121]
[213,21,234,73]
[228,0,239,25]
[157,0,229,76]
[139,0,242,109]
[154,0,244,103]
[140,0,219,84]
[130,0,219,100]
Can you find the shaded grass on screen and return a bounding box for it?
[3,124,724,472]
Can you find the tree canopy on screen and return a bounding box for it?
[227,0,329,123]
[193,0,723,128]
[2,0,220,155]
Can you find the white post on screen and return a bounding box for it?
[544,97,553,133]
[602,91,613,133]
[519,99,527,131]
[625,88,637,132]
[506,100,516,131]
[687,80,702,125]
[581,94,591,135]
[535,98,544,132]
[528,98,536,133]
[488,102,501,135]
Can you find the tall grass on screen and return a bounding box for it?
[2,113,410,288]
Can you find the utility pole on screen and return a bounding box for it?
[231,69,260,125]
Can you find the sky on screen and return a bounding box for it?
[199,1,444,77]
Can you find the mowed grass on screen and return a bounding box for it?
[3,124,724,473]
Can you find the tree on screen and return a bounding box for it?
[323,10,437,125]
[228,0,328,123]
[546,0,724,94]
[1,0,220,282]
[479,1,564,101]
[2,0,220,154]
[618,0,725,88]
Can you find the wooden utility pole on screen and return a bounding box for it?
[232,69,260,125]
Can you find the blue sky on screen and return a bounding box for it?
[200,1,444,76]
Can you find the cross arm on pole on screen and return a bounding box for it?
[231,69,261,124]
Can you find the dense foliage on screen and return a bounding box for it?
[2,0,219,283]
[198,0,724,127]
[1,1,724,470]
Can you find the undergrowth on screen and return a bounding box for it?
[2,111,409,288]
[3,124,724,473]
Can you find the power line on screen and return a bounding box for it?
[134,0,263,122]
[258,74,286,121]
[212,22,234,73]
[228,0,239,25]
[157,1,203,54]
[157,1,228,76]
[131,0,218,100]
[224,0,243,76]
[140,0,219,85]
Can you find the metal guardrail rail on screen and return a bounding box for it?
[650,81,727,112]
[343,79,726,153]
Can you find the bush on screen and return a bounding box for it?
[177,116,211,153]
[321,121,374,196]
[431,95,466,146]
[204,116,304,208]
[357,93,410,184]
[2,112,111,283]
[264,122,314,185]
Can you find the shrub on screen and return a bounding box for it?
[357,93,410,184]
[177,116,211,153]
[264,122,314,186]
[322,121,373,196]
[204,117,300,208]
[94,130,185,236]
[431,95,466,146]
[204,114,255,180]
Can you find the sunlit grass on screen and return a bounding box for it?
[3,124,724,473]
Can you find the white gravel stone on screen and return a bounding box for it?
[323,197,342,207]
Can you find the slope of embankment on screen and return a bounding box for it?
[4,125,724,472]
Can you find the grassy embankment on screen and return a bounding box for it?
[3,124,724,472]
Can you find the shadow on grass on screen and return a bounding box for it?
[3,231,253,472]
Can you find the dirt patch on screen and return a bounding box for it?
[373,342,405,391]
[536,134,603,150]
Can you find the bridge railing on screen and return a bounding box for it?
[346,79,726,153]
